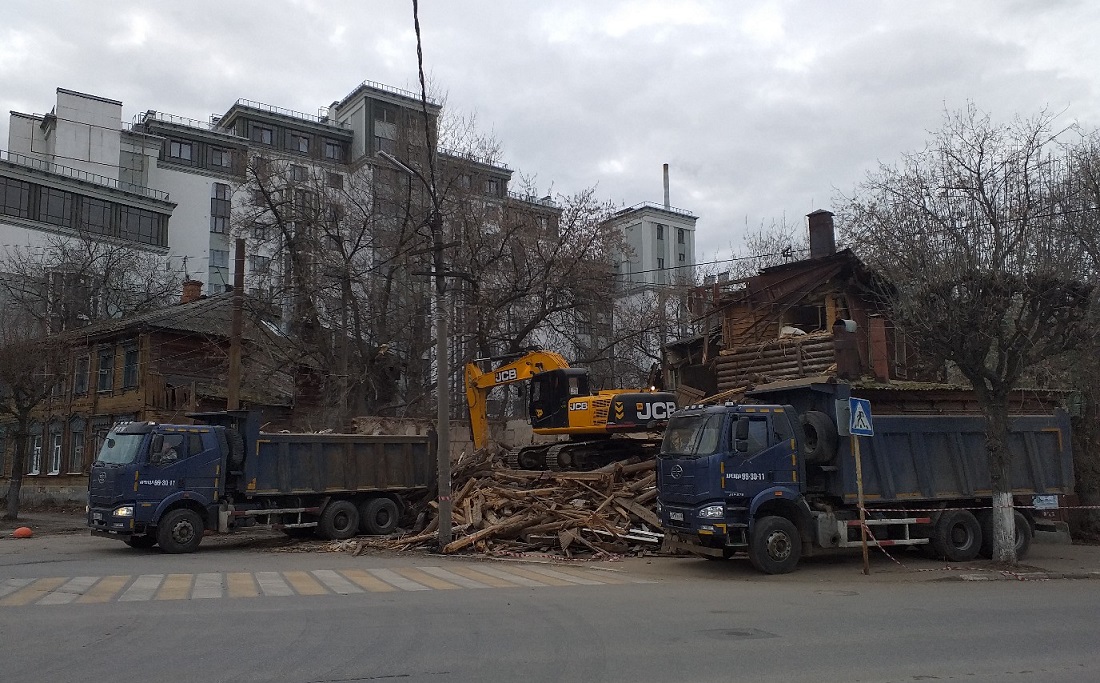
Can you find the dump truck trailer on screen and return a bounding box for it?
[656,379,1074,573]
[87,411,435,553]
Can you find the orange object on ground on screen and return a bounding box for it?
[12,526,33,538]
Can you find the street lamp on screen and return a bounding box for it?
[376,149,452,549]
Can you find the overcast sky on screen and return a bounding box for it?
[3,1,1099,262]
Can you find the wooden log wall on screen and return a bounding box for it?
[716,332,836,392]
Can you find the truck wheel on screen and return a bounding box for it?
[318,500,359,540]
[157,508,204,554]
[124,535,157,549]
[800,411,838,464]
[978,509,1032,560]
[360,497,400,535]
[932,509,981,562]
[748,516,802,574]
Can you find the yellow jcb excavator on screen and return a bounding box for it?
[465,350,677,470]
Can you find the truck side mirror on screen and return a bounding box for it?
[735,418,749,453]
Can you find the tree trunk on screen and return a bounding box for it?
[3,432,27,520]
[982,397,1017,565]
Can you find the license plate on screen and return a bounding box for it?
[669,511,684,522]
[92,513,103,521]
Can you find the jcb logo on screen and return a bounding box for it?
[636,401,676,421]
[570,401,589,411]
[494,369,518,383]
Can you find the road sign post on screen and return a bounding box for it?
[849,397,874,575]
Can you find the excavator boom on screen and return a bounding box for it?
[465,350,571,450]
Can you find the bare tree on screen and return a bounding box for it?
[0,306,66,519]
[838,104,1096,564]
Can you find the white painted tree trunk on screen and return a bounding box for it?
[991,491,1016,565]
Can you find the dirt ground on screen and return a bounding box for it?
[0,504,88,536]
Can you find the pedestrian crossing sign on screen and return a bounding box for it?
[849,397,874,436]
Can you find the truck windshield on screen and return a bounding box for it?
[660,414,723,458]
[95,433,145,465]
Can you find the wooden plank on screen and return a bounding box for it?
[614,497,662,529]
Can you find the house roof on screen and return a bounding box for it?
[63,292,284,344]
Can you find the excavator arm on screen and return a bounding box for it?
[465,350,571,450]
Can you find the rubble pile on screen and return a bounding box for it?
[352,448,663,559]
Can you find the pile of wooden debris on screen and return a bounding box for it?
[351,448,663,559]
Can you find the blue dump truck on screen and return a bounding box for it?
[87,411,435,553]
[656,379,1074,574]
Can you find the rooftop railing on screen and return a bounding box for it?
[616,201,697,218]
[232,99,350,128]
[0,149,170,202]
[507,191,558,208]
[337,79,440,109]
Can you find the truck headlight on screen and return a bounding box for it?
[698,505,724,519]
[113,506,134,518]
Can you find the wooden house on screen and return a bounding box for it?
[0,284,300,504]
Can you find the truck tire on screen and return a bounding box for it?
[932,509,981,562]
[978,509,1033,560]
[360,497,400,535]
[800,411,838,464]
[157,508,204,554]
[318,500,359,540]
[748,516,802,574]
[226,427,245,470]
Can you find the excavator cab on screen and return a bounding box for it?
[529,368,590,430]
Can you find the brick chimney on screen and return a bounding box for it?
[180,279,203,304]
[807,209,836,259]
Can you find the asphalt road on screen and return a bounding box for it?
[2,534,1098,683]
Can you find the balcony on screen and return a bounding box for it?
[0,149,170,202]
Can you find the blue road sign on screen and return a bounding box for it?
[849,397,874,437]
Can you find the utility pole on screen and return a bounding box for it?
[430,209,452,548]
[227,238,245,410]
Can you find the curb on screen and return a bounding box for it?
[938,570,1100,582]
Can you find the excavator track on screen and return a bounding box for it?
[545,444,569,471]
[504,447,523,470]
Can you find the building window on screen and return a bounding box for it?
[123,346,139,388]
[211,182,231,233]
[326,172,343,189]
[39,187,74,228]
[289,132,310,154]
[290,165,308,182]
[250,254,271,273]
[120,205,166,246]
[210,249,230,269]
[323,140,342,161]
[0,176,32,218]
[80,196,113,235]
[69,431,84,474]
[484,178,500,196]
[252,225,267,241]
[74,356,89,394]
[210,147,232,168]
[677,228,685,244]
[678,253,686,263]
[48,433,62,475]
[374,135,396,154]
[97,349,114,392]
[169,140,193,161]
[657,257,665,269]
[656,224,664,240]
[27,435,42,475]
[251,125,274,145]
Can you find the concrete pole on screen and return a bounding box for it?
[432,211,452,549]
[227,238,245,410]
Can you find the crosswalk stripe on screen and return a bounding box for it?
[311,570,363,595]
[77,575,129,603]
[439,565,520,588]
[0,578,34,599]
[0,578,67,606]
[391,567,459,590]
[119,574,163,602]
[520,565,604,585]
[470,565,549,587]
[416,566,490,589]
[283,571,327,596]
[156,574,193,600]
[37,576,99,605]
[0,563,648,606]
[365,567,430,591]
[226,572,259,598]
[255,571,293,597]
[192,573,223,599]
[496,565,574,586]
[340,568,397,592]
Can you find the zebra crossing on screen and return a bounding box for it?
[0,563,653,607]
